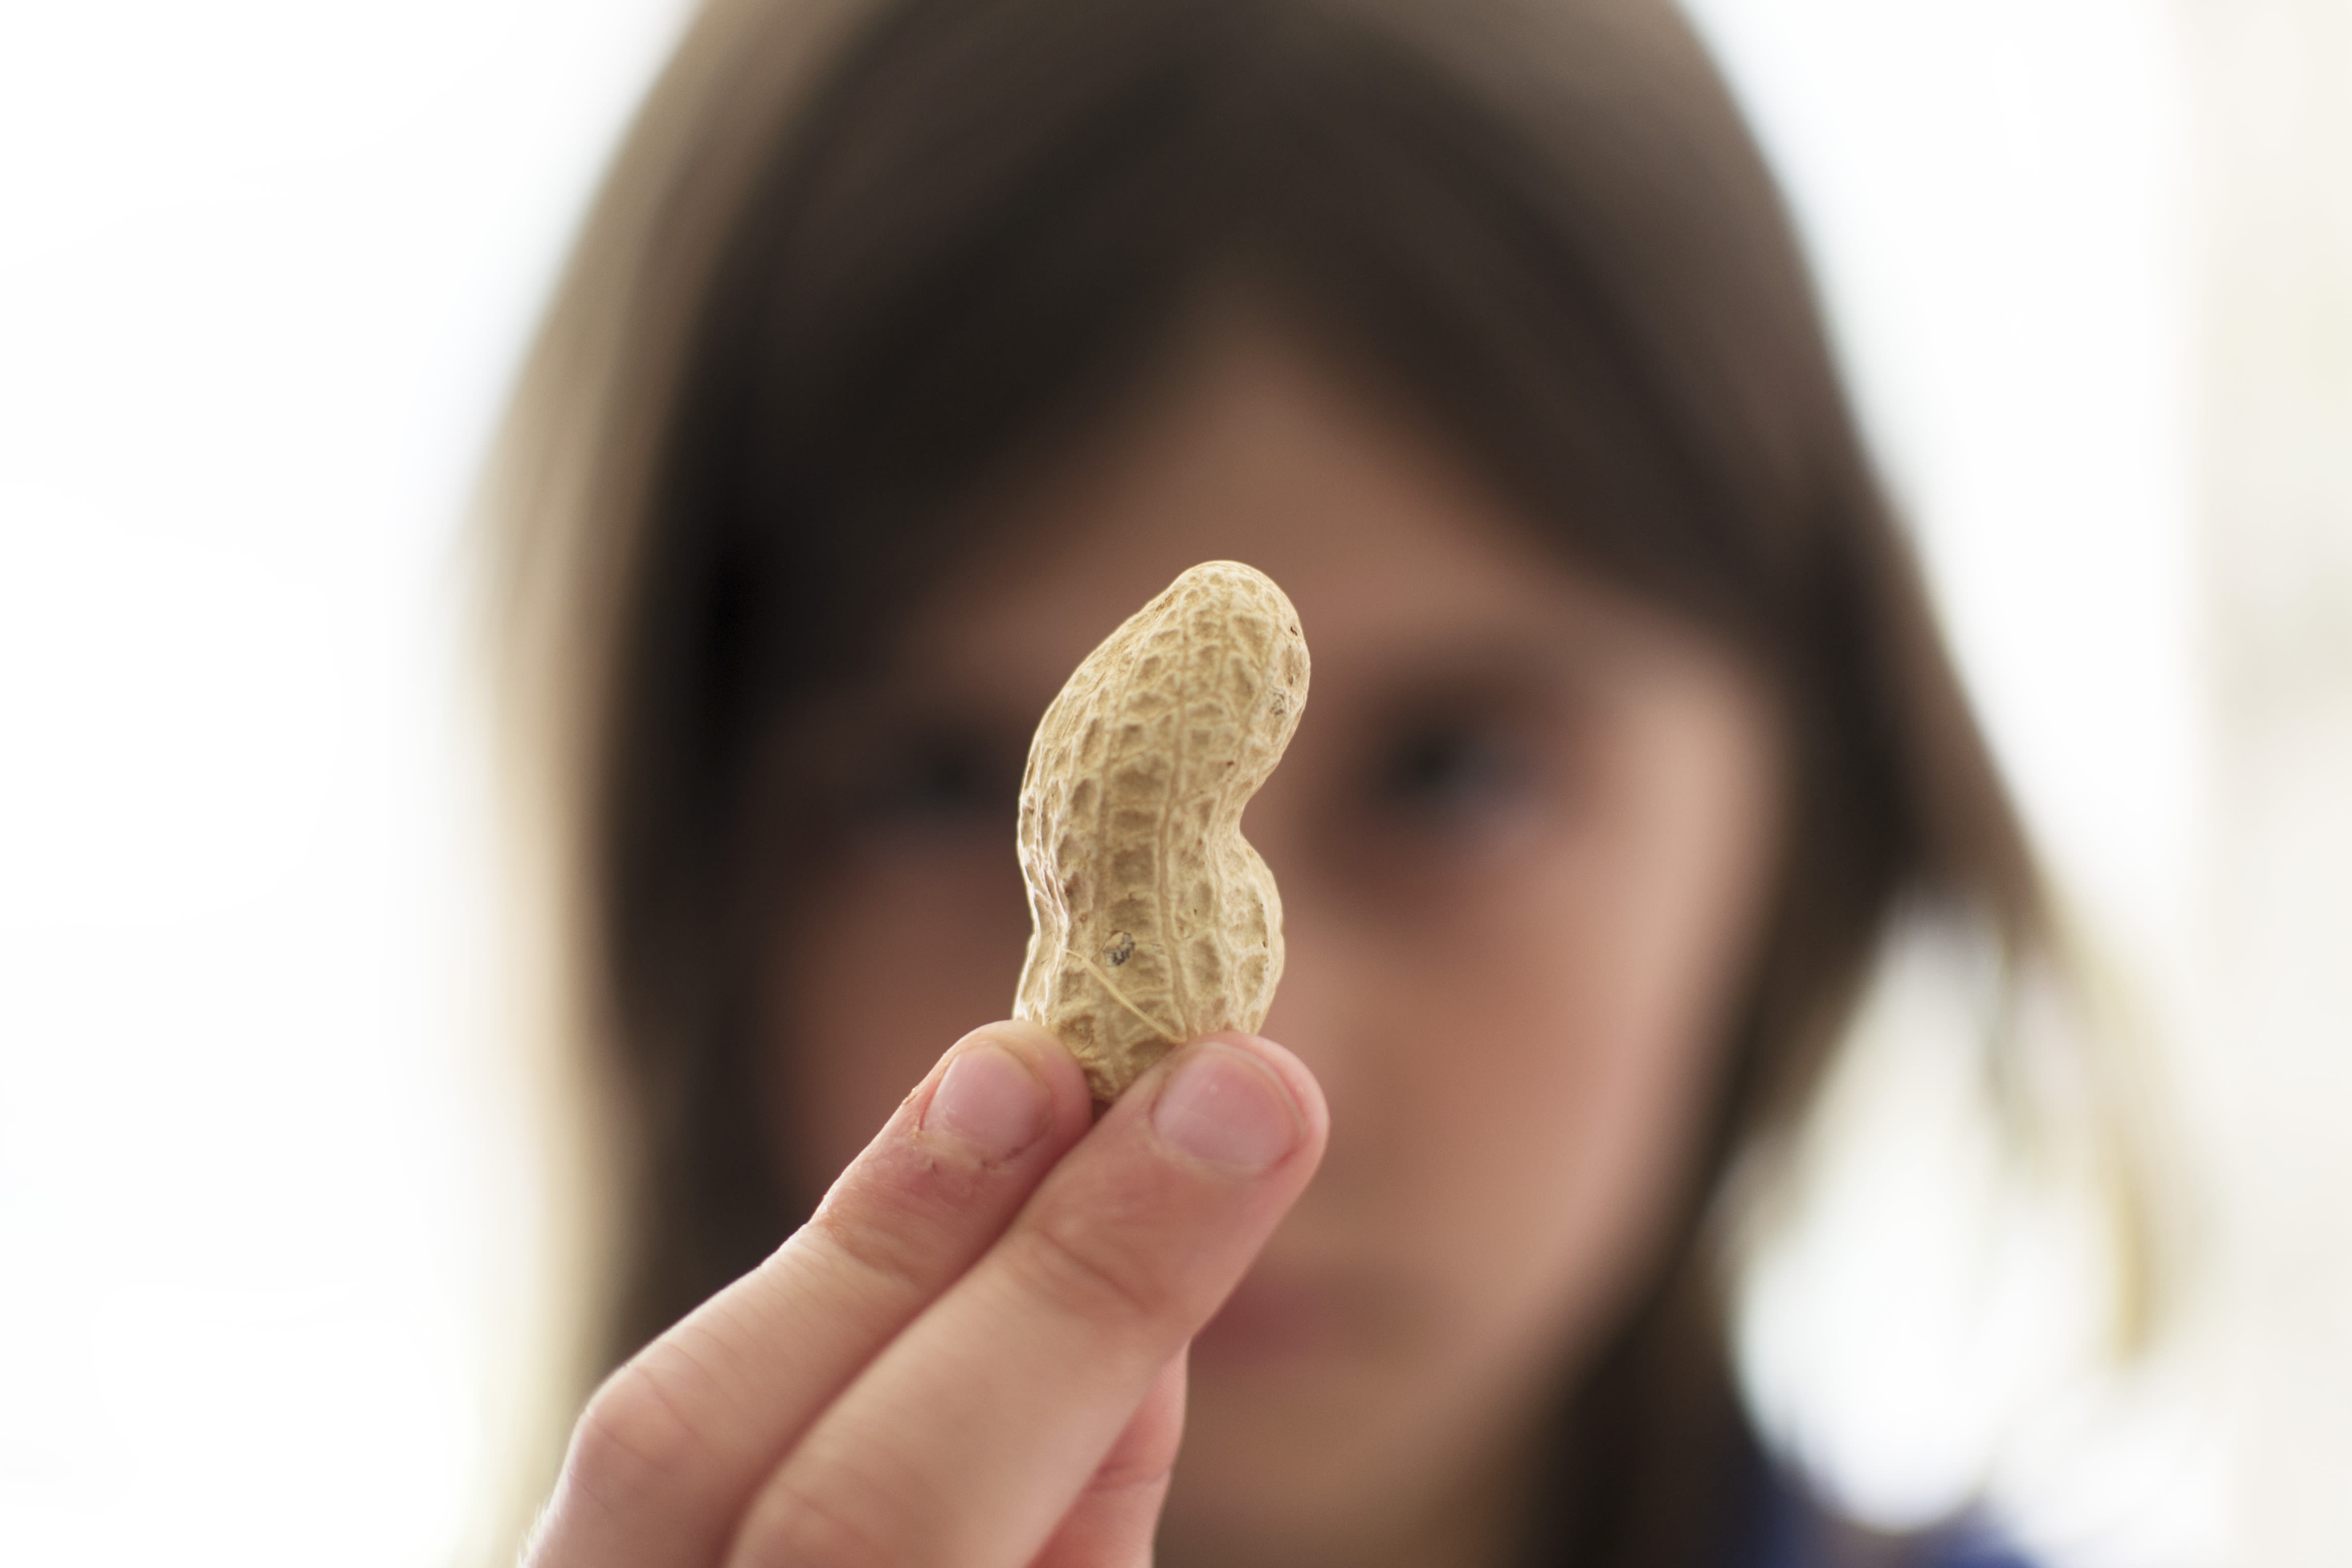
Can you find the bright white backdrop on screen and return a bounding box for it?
[1,2,2342,1564]
[0,4,698,1562]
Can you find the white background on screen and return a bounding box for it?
[2,1,2345,1563]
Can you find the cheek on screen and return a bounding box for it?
[1432,700,1779,1306]
[1327,842,1737,1369]
[767,839,1032,1196]
[1272,680,1783,1398]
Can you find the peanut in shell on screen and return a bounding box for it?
[1013,561,1310,1102]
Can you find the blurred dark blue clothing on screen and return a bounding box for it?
[1736,1463,2040,1568]
[1507,1411,2041,1566]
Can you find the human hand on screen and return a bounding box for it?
[523,1020,1328,1568]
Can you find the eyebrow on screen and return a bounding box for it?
[1333,615,1661,704]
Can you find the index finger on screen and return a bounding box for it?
[527,1020,1095,1568]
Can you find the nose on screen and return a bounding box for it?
[1245,787,1330,1072]
[1256,906,1339,1083]
[1243,758,1386,1170]
[1253,864,1396,1174]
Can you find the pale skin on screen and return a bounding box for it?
[524,318,1788,1568]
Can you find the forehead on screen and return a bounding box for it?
[893,318,1680,713]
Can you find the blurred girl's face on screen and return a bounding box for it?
[765,319,1787,1564]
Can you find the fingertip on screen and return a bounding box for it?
[1105,1032,1325,1179]
[952,1019,1095,1132]
[1197,1030,1330,1153]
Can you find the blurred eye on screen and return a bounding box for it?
[1368,716,1541,831]
[854,726,1019,827]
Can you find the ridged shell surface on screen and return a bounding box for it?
[1013,561,1311,1102]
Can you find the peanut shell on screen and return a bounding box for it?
[1013,561,1311,1101]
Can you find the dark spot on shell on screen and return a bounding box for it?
[1102,930,1135,967]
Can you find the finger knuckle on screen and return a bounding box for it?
[734,1459,904,1568]
[1006,1202,1179,1329]
[562,1356,715,1517]
[1090,1444,1181,1501]
[801,1193,946,1307]
[800,1137,996,1292]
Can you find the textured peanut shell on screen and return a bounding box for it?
[1013,561,1311,1102]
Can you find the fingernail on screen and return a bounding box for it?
[1149,1044,1301,1174]
[924,1044,1049,1160]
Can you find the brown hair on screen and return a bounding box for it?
[485,0,2115,1560]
